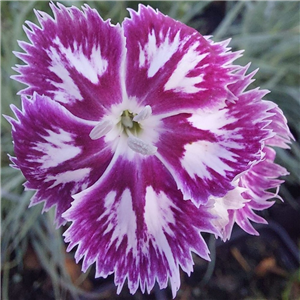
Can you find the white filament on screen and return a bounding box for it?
[89,119,114,140]
[133,105,152,122]
[127,136,157,155]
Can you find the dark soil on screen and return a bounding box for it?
[6,219,300,300]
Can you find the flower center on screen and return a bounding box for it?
[120,110,140,135]
[89,105,157,156]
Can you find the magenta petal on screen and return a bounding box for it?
[156,86,273,205]
[12,3,125,120]
[265,106,294,148]
[63,155,216,297]
[8,93,113,226]
[218,146,289,240]
[123,5,241,115]
[240,147,288,201]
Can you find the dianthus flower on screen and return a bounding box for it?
[7,3,293,297]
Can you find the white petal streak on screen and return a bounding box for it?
[164,42,208,93]
[45,168,91,190]
[101,189,137,255]
[46,36,108,103]
[181,140,236,180]
[31,128,81,169]
[188,109,235,133]
[47,45,82,103]
[139,29,181,78]
[144,186,179,297]
[54,36,107,82]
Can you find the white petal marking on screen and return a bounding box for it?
[144,186,179,297]
[139,29,181,78]
[67,43,107,83]
[101,189,137,255]
[31,128,81,169]
[44,168,91,190]
[189,109,234,132]
[56,36,108,83]
[46,36,108,103]
[188,112,244,148]
[47,45,83,103]
[164,42,208,93]
[181,140,236,180]
[138,43,146,67]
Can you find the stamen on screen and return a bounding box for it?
[89,119,114,140]
[127,136,157,155]
[133,105,152,122]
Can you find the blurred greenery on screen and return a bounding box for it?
[1,1,300,299]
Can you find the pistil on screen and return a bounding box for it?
[121,110,134,128]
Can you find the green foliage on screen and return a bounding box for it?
[1,1,299,299]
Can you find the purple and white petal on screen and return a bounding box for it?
[155,79,274,205]
[12,3,125,120]
[212,146,289,241]
[63,154,216,297]
[207,186,249,238]
[7,93,114,226]
[123,5,241,115]
[265,105,295,148]
[212,101,293,240]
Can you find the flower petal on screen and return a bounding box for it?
[63,153,216,297]
[233,148,288,235]
[7,93,114,226]
[208,186,249,238]
[265,105,294,148]
[123,5,241,115]
[12,3,125,120]
[155,83,274,205]
[214,102,293,240]
[213,146,289,241]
